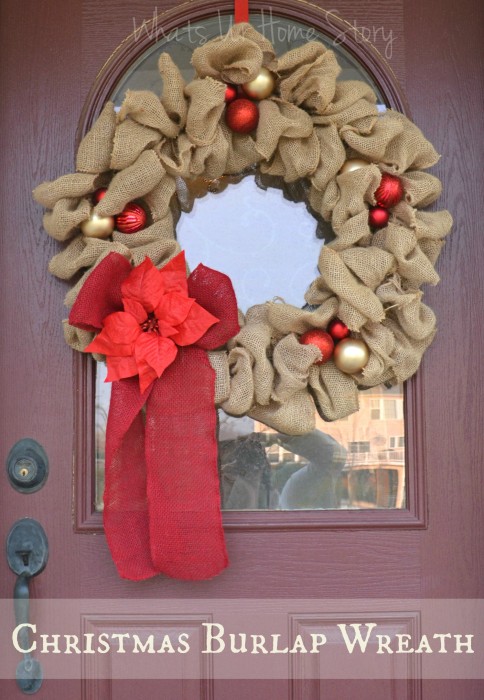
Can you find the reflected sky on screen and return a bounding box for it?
[177,176,321,312]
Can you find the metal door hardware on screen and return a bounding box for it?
[6,518,49,694]
[6,439,49,493]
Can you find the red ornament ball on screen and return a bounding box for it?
[115,203,147,234]
[368,206,390,229]
[224,84,238,102]
[299,330,335,365]
[374,173,404,208]
[225,98,259,134]
[327,318,350,342]
[93,187,107,203]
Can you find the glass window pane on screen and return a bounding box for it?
[111,13,387,108]
[177,176,321,312]
[95,365,405,511]
[383,399,397,420]
[92,12,405,513]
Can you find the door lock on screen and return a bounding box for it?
[6,518,49,694]
[6,439,49,493]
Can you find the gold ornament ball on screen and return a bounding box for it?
[339,158,370,175]
[81,213,115,239]
[333,338,370,374]
[242,67,275,100]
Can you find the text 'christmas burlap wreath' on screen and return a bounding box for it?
[33,18,452,581]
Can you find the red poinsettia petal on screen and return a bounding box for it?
[69,253,132,332]
[103,312,141,345]
[187,264,240,350]
[157,320,179,337]
[105,355,139,382]
[134,333,178,392]
[85,325,136,358]
[158,251,188,297]
[123,298,147,325]
[154,291,195,327]
[137,363,159,395]
[169,301,219,347]
[121,257,165,314]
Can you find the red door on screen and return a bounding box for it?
[1,0,483,698]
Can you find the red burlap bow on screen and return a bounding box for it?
[69,252,239,580]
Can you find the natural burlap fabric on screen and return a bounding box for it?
[191,22,276,83]
[33,23,452,434]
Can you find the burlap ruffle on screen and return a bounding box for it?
[33,23,452,435]
[191,22,276,84]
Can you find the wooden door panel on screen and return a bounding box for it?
[404,0,484,601]
[1,0,482,698]
[292,680,420,700]
[83,679,212,699]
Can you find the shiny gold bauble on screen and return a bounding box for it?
[338,158,370,175]
[241,67,275,100]
[81,212,115,239]
[333,338,370,374]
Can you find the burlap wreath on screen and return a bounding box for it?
[33,23,452,435]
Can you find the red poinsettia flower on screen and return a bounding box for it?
[69,252,232,393]
[85,254,219,392]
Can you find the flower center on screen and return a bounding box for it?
[141,312,159,334]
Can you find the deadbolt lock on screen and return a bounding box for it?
[6,439,49,493]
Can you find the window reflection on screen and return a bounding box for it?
[177,176,321,312]
[216,383,405,510]
[95,367,405,511]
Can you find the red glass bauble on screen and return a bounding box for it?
[368,206,390,229]
[299,329,335,365]
[224,84,238,102]
[93,187,107,203]
[115,203,147,234]
[225,98,259,134]
[374,173,404,208]
[327,318,350,342]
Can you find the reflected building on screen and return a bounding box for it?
[218,384,405,511]
[95,364,404,513]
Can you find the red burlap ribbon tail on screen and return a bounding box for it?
[146,347,228,579]
[104,378,158,580]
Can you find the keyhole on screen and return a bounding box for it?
[13,458,36,482]
[17,550,31,567]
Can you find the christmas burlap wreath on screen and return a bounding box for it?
[34,22,452,581]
